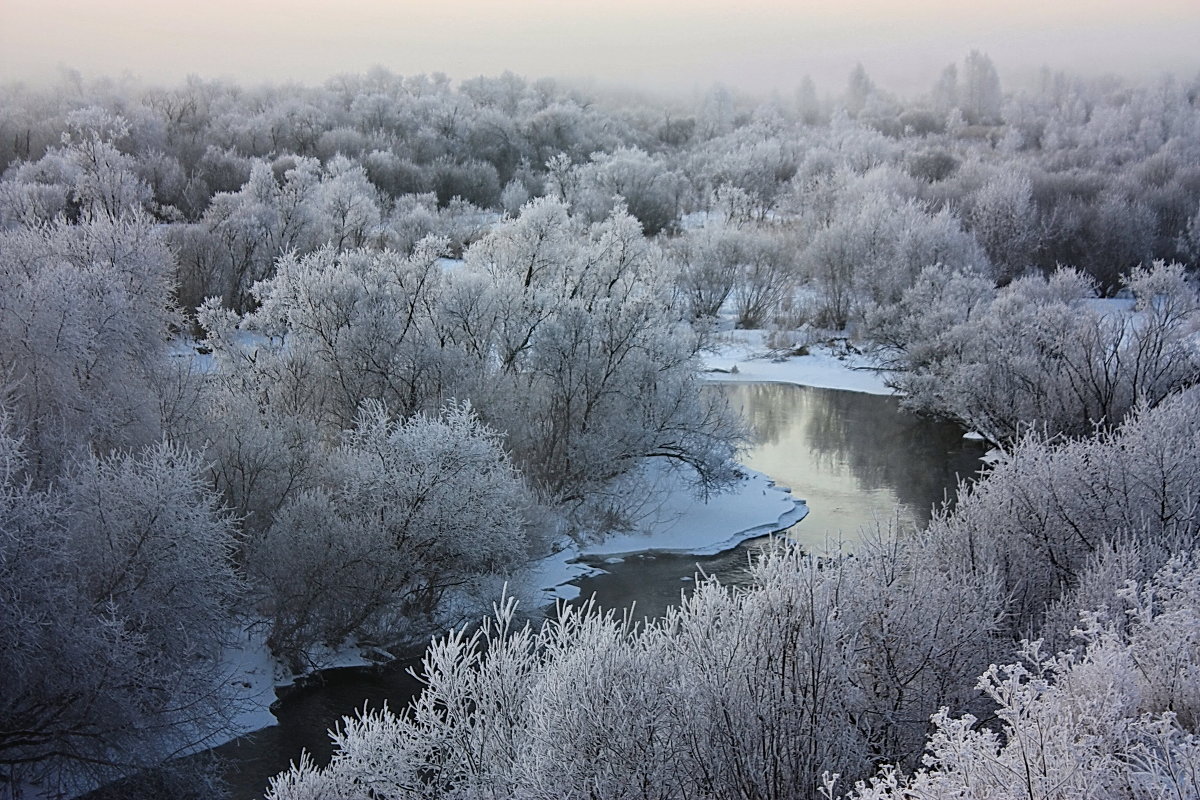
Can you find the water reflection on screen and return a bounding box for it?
[719,383,987,547]
[573,383,988,616]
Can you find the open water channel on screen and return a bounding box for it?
[134,382,989,799]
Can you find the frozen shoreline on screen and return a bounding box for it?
[701,328,893,395]
[525,465,808,603]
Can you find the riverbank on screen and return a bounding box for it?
[521,327,889,604]
[524,463,808,603]
[177,328,889,759]
[702,328,893,395]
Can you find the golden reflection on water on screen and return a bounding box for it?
[714,383,987,554]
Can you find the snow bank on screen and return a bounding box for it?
[580,468,806,557]
[219,625,282,741]
[702,328,892,395]
[203,623,384,751]
[524,544,597,602]
[525,465,807,604]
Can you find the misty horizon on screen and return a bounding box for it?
[3,0,1199,98]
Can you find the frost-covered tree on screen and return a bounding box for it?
[249,401,528,665]
[839,531,1005,768]
[195,242,541,660]
[967,169,1037,284]
[0,152,74,227]
[460,199,741,504]
[872,261,1200,442]
[931,63,958,115]
[0,107,153,226]
[0,415,241,793]
[0,109,155,227]
[840,551,1200,800]
[689,130,801,221]
[727,226,799,329]
[379,192,492,256]
[845,64,877,118]
[314,154,382,251]
[429,157,502,209]
[568,147,682,235]
[674,217,747,319]
[191,385,322,538]
[198,237,455,433]
[0,211,186,480]
[959,50,1003,125]
[797,76,823,126]
[178,156,323,310]
[801,187,986,328]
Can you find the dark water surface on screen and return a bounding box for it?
[209,659,426,798]
[167,383,987,799]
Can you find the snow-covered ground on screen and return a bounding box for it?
[524,464,807,602]
[220,625,280,740]
[202,622,388,752]
[701,328,893,395]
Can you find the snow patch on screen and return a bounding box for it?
[981,448,1005,465]
[581,469,807,558]
[524,464,807,604]
[203,623,385,750]
[218,624,281,742]
[523,542,599,603]
[702,329,892,395]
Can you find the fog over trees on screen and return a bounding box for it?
[1,55,1200,798]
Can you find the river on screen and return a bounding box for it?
[133,383,988,800]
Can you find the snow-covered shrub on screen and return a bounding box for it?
[0,413,241,791]
[929,385,1200,633]
[838,552,1200,800]
[837,530,1006,768]
[872,260,1200,442]
[249,401,529,663]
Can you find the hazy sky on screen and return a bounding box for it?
[2,0,1198,96]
